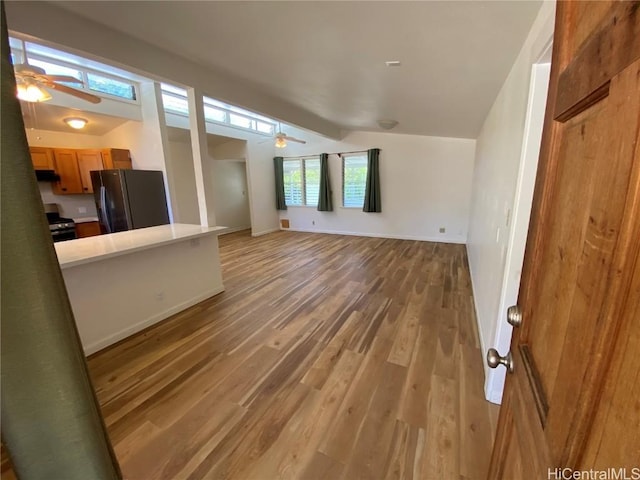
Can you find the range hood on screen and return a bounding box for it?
[35,169,61,182]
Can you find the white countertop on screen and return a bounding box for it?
[73,216,99,223]
[55,223,227,269]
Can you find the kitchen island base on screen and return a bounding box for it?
[57,224,226,354]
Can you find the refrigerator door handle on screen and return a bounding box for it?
[100,185,112,233]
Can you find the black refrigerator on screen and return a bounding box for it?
[91,169,170,233]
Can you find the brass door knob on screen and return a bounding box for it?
[487,348,514,373]
[507,305,522,327]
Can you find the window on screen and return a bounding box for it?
[28,59,82,86]
[86,72,137,100]
[343,154,368,207]
[283,157,320,206]
[283,160,303,206]
[304,158,320,206]
[9,36,139,103]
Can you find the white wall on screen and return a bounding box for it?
[209,160,251,232]
[466,1,555,403]
[279,131,476,243]
[167,139,200,225]
[166,112,278,236]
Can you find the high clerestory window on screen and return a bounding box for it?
[160,84,277,136]
[9,36,138,102]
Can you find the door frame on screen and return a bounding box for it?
[485,36,554,404]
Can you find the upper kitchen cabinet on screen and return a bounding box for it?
[76,149,105,193]
[52,149,83,194]
[102,149,132,170]
[36,147,133,195]
[29,147,55,170]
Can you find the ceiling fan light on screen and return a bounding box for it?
[64,117,88,129]
[275,137,287,148]
[17,83,51,103]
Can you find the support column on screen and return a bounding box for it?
[187,87,216,227]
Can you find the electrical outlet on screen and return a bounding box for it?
[439,227,446,233]
[78,207,87,214]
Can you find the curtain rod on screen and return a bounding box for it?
[281,149,368,160]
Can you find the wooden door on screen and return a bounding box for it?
[76,149,104,193]
[29,147,55,170]
[52,149,83,194]
[489,2,640,477]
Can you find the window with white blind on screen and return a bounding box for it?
[342,154,368,207]
[283,160,303,206]
[283,157,320,206]
[304,158,320,206]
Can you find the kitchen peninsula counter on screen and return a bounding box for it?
[57,223,227,355]
[56,223,227,269]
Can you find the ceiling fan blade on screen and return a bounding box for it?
[283,136,306,144]
[46,82,102,104]
[43,74,83,84]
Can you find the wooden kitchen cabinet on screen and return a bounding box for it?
[52,149,83,194]
[75,221,102,238]
[102,148,132,170]
[76,149,104,193]
[29,147,55,170]
[33,146,133,194]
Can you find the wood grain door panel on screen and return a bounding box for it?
[76,149,104,193]
[490,2,640,476]
[52,149,82,194]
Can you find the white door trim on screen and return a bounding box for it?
[485,49,552,404]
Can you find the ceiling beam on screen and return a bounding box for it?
[5,1,343,140]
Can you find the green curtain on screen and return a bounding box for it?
[317,153,333,212]
[0,5,122,479]
[273,156,287,210]
[363,148,381,213]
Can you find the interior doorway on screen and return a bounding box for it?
[485,43,552,404]
[210,159,251,234]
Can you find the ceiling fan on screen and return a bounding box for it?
[272,123,306,148]
[13,63,102,104]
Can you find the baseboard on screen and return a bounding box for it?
[83,285,225,355]
[218,226,251,236]
[283,226,466,244]
[252,227,280,237]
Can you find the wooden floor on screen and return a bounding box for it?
[5,230,499,479]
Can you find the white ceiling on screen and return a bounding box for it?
[20,101,130,136]
[50,0,542,139]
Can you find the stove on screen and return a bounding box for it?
[45,204,77,242]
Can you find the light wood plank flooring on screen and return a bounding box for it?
[6,230,499,479]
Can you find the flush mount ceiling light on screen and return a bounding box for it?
[385,60,402,67]
[64,117,88,129]
[377,119,399,130]
[16,80,52,103]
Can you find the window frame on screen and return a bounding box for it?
[9,37,140,104]
[282,156,321,207]
[342,153,368,208]
[160,84,278,137]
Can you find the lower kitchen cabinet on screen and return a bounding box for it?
[75,221,102,238]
